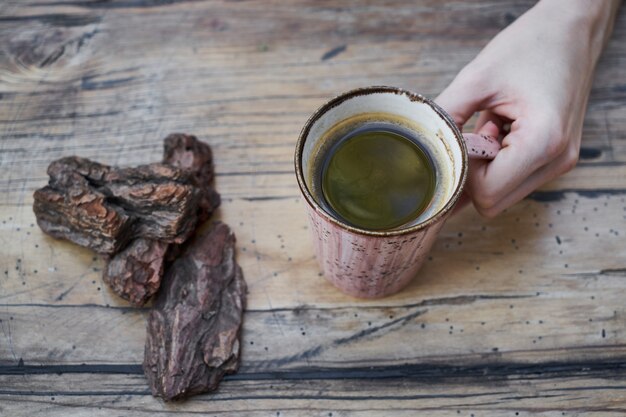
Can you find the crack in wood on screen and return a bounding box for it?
[0,14,101,27]
[333,309,427,346]
[528,188,626,202]
[39,46,66,68]
[30,0,200,9]
[0,293,535,313]
[2,357,626,382]
[321,45,347,61]
[81,76,136,91]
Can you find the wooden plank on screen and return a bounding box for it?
[2,193,626,309]
[1,373,626,416]
[1,286,625,367]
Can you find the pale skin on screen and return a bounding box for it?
[436,0,622,218]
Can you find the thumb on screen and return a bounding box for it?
[435,71,488,128]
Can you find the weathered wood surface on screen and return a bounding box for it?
[1,0,625,415]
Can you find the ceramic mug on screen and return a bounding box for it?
[294,86,500,298]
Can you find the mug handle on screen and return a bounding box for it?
[463,133,501,160]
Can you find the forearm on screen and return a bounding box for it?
[534,0,622,59]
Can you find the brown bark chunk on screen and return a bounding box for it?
[143,222,246,400]
[104,135,221,305]
[33,156,202,254]
[163,133,221,222]
[102,238,169,306]
[164,133,215,184]
[33,167,132,254]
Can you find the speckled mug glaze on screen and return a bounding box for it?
[295,86,499,298]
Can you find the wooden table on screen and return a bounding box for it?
[1,1,625,415]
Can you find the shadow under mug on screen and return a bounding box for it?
[295,86,500,298]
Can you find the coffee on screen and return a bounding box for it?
[320,122,436,230]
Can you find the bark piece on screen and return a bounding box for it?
[33,170,133,254]
[104,135,221,305]
[33,156,202,254]
[102,238,169,306]
[143,221,246,400]
[163,133,215,184]
[93,161,201,243]
[163,133,221,222]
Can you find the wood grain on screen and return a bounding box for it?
[2,373,626,416]
[1,0,625,415]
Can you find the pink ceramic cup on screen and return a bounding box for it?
[295,86,500,298]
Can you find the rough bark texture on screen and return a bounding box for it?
[163,133,221,222]
[33,173,132,254]
[33,156,202,254]
[143,221,246,401]
[103,135,220,305]
[33,136,246,399]
[102,238,169,306]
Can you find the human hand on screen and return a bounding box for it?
[436,0,621,217]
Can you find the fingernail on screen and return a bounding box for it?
[483,121,498,130]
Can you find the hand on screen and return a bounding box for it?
[436,0,621,217]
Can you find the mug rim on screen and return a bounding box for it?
[294,85,468,237]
